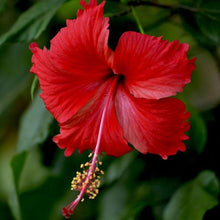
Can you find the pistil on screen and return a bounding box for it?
[62,76,119,218]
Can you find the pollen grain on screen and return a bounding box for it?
[70,153,104,201]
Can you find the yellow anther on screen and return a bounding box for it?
[85,162,90,167]
[69,155,104,205]
[71,185,76,190]
[95,167,100,172]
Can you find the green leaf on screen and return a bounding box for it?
[163,170,220,220]
[30,76,39,101]
[16,94,53,152]
[10,152,28,190]
[120,0,129,5]
[121,178,181,220]
[9,152,28,220]
[188,108,207,153]
[104,1,128,17]
[9,151,71,220]
[0,0,64,45]
[20,175,66,220]
[8,186,22,220]
[0,0,6,13]
[196,1,220,45]
[98,182,129,220]
[19,153,81,220]
[56,0,81,21]
[104,152,137,184]
[180,0,220,47]
[0,200,12,220]
[19,149,51,192]
[0,43,31,118]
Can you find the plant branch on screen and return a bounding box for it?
[128,0,199,13]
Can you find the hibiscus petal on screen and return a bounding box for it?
[30,45,107,123]
[49,0,113,75]
[115,85,190,159]
[30,1,112,123]
[113,31,196,99]
[53,79,133,157]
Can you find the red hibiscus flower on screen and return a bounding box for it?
[29,0,196,218]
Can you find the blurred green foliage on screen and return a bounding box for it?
[0,0,220,220]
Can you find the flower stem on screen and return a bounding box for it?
[131,6,145,34]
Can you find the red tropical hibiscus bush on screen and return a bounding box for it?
[30,0,196,216]
[0,0,219,220]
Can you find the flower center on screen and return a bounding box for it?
[117,74,125,82]
[62,76,119,218]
